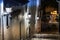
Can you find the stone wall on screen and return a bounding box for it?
[4,17,26,40]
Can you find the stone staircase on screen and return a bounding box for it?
[31,34,60,40]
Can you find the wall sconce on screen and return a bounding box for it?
[36,16,39,20]
[28,13,31,18]
[5,8,12,29]
[28,15,31,18]
[5,8,12,13]
[18,14,23,22]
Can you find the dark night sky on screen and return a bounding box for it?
[4,0,40,7]
[41,0,58,9]
[4,0,29,7]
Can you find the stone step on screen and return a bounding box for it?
[33,34,59,39]
[31,38,58,40]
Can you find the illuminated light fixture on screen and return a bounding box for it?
[51,11,57,15]
[36,17,39,20]
[28,13,31,18]
[5,8,12,13]
[18,14,23,21]
[28,15,31,18]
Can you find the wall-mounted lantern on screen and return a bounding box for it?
[18,14,23,22]
[5,8,12,13]
[5,8,12,29]
[28,13,31,18]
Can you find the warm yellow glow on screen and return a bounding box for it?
[51,11,57,15]
[49,10,58,23]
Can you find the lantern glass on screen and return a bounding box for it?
[5,8,12,13]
